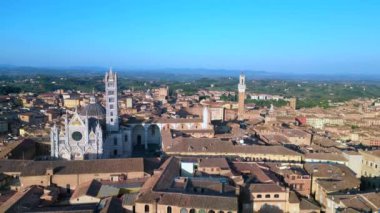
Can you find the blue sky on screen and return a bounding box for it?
[0,0,379,73]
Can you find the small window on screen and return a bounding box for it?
[265,194,270,198]
[125,135,128,141]
[257,194,262,198]
[113,149,117,156]
[274,194,279,198]
[110,104,114,109]
[145,205,149,213]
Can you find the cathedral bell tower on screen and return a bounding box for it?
[238,73,246,120]
[105,68,119,132]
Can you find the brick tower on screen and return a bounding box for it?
[238,73,246,120]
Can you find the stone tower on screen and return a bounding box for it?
[238,73,246,120]
[105,68,119,132]
[288,97,297,110]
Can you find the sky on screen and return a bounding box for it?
[0,0,379,74]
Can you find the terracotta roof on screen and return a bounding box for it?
[305,153,348,162]
[155,118,203,124]
[304,163,357,179]
[289,191,300,203]
[305,163,360,192]
[136,157,238,211]
[0,160,31,174]
[166,138,302,157]
[158,193,238,211]
[180,129,214,134]
[20,158,145,176]
[249,183,285,193]
[71,180,102,199]
[317,179,359,192]
[362,150,380,158]
[26,204,97,212]
[231,162,274,183]
[300,198,320,210]
[198,158,229,169]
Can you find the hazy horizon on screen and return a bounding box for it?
[1,0,380,74]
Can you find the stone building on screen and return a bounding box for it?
[359,150,380,189]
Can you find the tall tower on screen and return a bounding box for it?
[105,68,119,132]
[288,97,297,110]
[238,73,246,120]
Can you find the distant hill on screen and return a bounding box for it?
[0,65,379,82]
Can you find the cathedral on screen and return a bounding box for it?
[50,69,131,160]
[51,68,213,160]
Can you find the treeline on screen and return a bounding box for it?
[245,99,288,108]
[0,85,21,95]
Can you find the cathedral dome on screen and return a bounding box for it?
[79,96,106,119]
[79,103,106,118]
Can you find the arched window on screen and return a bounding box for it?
[208,210,215,213]
[274,194,279,198]
[265,194,270,198]
[257,194,262,198]
[180,208,188,213]
[219,211,224,213]
[167,206,172,213]
[144,205,149,213]
[198,209,206,213]
[190,209,196,213]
